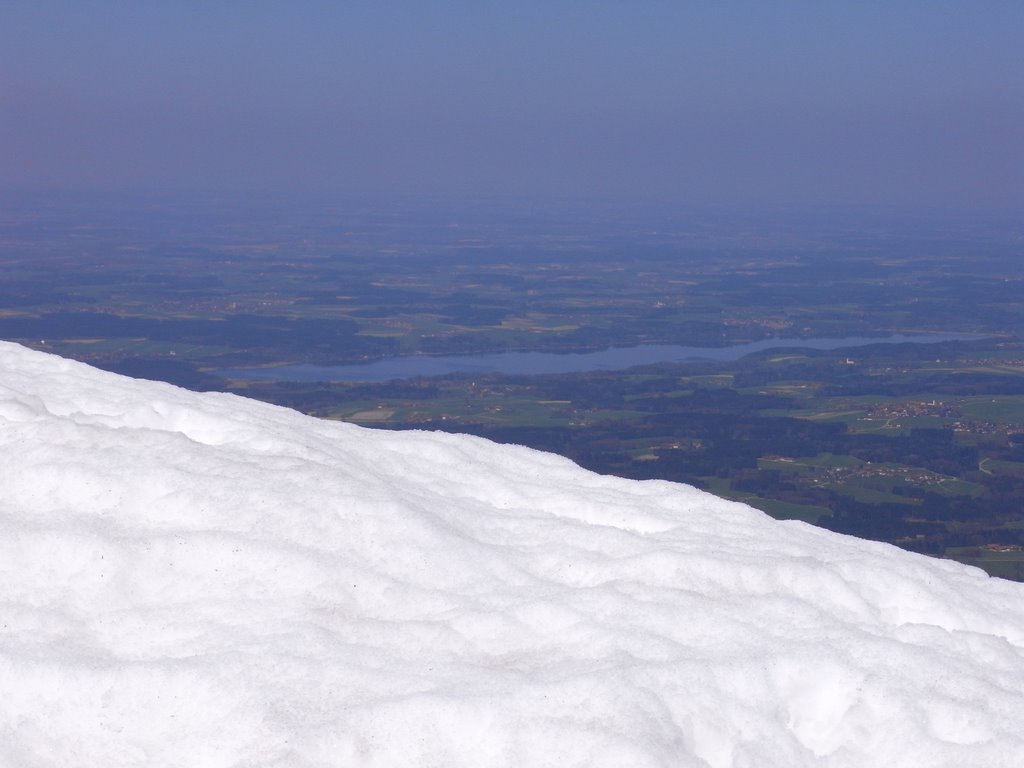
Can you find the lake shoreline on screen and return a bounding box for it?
[214,333,982,383]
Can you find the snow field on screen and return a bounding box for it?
[1,341,1023,767]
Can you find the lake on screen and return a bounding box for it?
[215,334,976,383]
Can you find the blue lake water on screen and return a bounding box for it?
[215,334,976,383]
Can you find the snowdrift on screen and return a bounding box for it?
[1,341,1023,767]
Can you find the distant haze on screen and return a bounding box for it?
[2,2,1021,215]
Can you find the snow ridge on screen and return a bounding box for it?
[1,341,1023,767]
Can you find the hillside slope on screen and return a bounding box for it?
[1,341,1023,767]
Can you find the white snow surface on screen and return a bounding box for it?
[2,341,1024,768]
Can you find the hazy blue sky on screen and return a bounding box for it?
[3,2,1021,214]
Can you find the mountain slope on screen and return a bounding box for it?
[1,341,1023,767]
